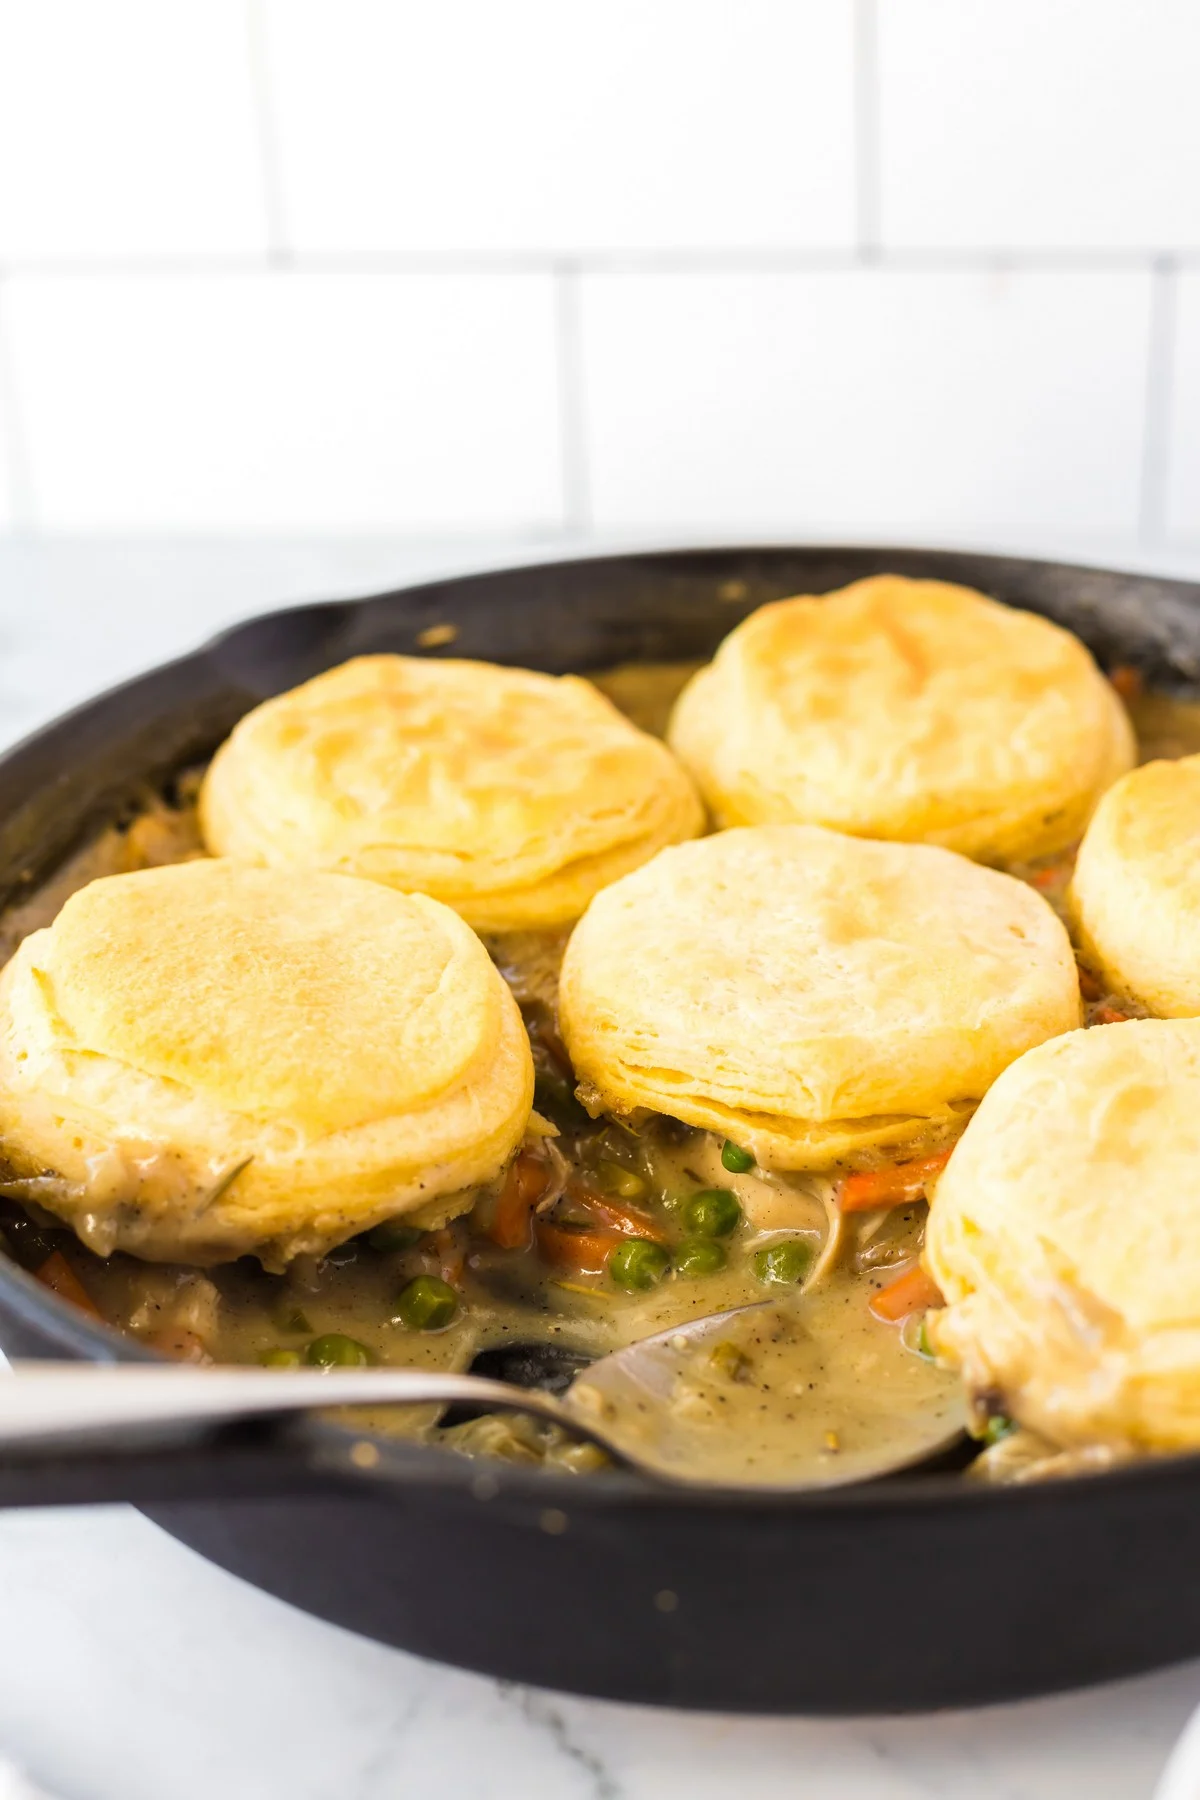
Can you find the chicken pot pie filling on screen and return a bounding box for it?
[0,591,1194,1485]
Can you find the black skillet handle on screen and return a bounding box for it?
[0,1419,327,1509]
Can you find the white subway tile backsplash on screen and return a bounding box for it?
[1163,274,1200,543]
[0,4,1197,548]
[263,0,856,254]
[0,0,269,259]
[6,272,563,533]
[879,0,1200,251]
[580,270,1152,535]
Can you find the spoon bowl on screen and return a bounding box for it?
[566,1295,966,1488]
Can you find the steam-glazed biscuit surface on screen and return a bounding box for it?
[1070,753,1200,1017]
[200,654,704,932]
[926,1019,1200,1452]
[0,861,533,1266]
[668,575,1134,862]
[558,825,1082,1169]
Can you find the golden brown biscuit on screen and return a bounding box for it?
[558,825,1081,1169]
[0,861,533,1266]
[668,575,1134,863]
[926,1018,1200,1453]
[1070,753,1200,1016]
[200,654,704,932]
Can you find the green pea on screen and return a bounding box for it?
[980,1413,1017,1447]
[609,1238,670,1292]
[304,1333,371,1368]
[709,1340,751,1382]
[368,1218,424,1252]
[260,1346,302,1368]
[682,1188,742,1238]
[721,1140,754,1174]
[673,1237,727,1278]
[395,1274,459,1332]
[596,1159,648,1200]
[752,1240,812,1286]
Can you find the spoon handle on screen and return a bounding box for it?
[0,1361,593,1452]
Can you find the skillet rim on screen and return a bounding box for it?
[3,538,1200,1518]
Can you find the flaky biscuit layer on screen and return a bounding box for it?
[0,861,533,1266]
[668,575,1134,863]
[1070,753,1200,1017]
[559,825,1081,1170]
[201,654,703,931]
[927,1019,1200,1451]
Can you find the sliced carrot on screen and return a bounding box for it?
[839,1150,952,1214]
[534,1218,622,1275]
[568,1184,670,1245]
[1109,664,1143,703]
[1077,965,1102,1002]
[1028,860,1074,895]
[33,1250,103,1320]
[869,1264,944,1323]
[487,1151,551,1249]
[1093,1005,1131,1025]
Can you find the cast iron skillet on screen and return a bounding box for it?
[1,545,1200,1716]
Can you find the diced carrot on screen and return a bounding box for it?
[144,1326,210,1363]
[869,1264,944,1323]
[1093,1005,1131,1026]
[839,1151,952,1214]
[1029,860,1074,894]
[33,1250,103,1320]
[1077,965,1102,1002]
[534,1219,622,1275]
[568,1184,671,1245]
[1109,664,1143,703]
[487,1151,551,1249]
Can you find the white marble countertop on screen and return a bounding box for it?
[2,534,1200,1800]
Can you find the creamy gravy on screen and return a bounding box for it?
[0,662,1196,1482]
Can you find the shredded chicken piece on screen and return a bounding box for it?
[806,1187,845,1289]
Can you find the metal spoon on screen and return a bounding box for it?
[0,1298,964,1491]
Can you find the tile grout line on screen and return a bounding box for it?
[1138,256,1179,548]
[853,0,881,258]
[553,264,590,537]
[244,0,292,268]
[0,278,36,534]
